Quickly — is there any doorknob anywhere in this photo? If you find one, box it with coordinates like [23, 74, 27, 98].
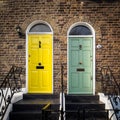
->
[38, 63, 41, 65]
[79, 62, 82, 64]
[79, 45, 82, 50]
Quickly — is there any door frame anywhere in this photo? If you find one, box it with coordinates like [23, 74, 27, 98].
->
[25, 20, 53, 93]
[67, 22, 95, 95]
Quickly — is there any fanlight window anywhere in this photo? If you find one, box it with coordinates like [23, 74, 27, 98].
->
[29, 23, 51, 32]
[69, 25, 92, 35]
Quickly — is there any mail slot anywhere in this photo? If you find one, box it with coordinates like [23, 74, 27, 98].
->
[36, 66, 44, 69]
[76, 68, 85, 72]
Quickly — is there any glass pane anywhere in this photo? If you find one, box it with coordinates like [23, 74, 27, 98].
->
[69, 25, 92, 35]
[29, 23, 51, 32]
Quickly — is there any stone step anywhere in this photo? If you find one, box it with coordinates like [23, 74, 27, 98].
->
[65, 94, 108, 120]
[23, 94, 59, 99]
[9, 94, 60, 120]
[66, 110, 108, 120]
[65, 102, 105, 110]
[9, 111, 42, 120]
[65, 95, 99, 103]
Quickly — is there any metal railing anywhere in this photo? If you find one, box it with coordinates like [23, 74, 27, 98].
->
[0, 65, 24, 120]
[100, 66, 120, 120]
[61, 64, 64, 120]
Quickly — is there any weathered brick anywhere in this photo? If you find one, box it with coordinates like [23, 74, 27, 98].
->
[0, 0, 120, 94]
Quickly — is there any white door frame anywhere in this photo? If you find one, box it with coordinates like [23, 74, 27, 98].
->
[25, 20, 53, 93]
[67, 22, 96, 95]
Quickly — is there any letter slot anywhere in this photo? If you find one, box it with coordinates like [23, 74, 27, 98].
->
[76, 68, 85, 72]
[36, 66, 44, 69]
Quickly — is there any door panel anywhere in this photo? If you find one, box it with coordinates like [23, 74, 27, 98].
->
[69, 37, 93, 94]
[28, 34, 52, 93]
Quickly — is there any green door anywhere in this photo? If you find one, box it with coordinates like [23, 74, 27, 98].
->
[69, 37, 93, 94]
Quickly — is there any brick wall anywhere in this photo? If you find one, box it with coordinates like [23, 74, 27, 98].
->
[0, 0, 120, 94]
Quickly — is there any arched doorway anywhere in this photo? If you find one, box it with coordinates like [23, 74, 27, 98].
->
[67, 22, 95, 94]
[26, 21, 53, 93]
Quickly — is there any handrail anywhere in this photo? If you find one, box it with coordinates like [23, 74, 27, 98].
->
[0, 65, 24, 120]
[61, 64, 64, 120]
[108, 96, 120, 120]
[100, 66, 120, 120]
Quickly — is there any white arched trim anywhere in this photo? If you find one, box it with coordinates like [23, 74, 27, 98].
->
[67, 22, 95, 95]
[67, 22, 95, 36]
[26, 20, 53, 33]
[25, 20, 53, 93]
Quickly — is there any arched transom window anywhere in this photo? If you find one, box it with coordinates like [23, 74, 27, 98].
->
[29, 23, 52, 32]
[69, 25, 92, 35]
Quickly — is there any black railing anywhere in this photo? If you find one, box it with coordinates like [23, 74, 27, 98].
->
[100, 66, 120, 120]
[61, 64, 64, 120]
[108, 96, 120, 120]
[0, 65, 24, 120]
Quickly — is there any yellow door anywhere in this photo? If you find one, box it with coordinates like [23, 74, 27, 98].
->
[28, 34, 52, 93]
